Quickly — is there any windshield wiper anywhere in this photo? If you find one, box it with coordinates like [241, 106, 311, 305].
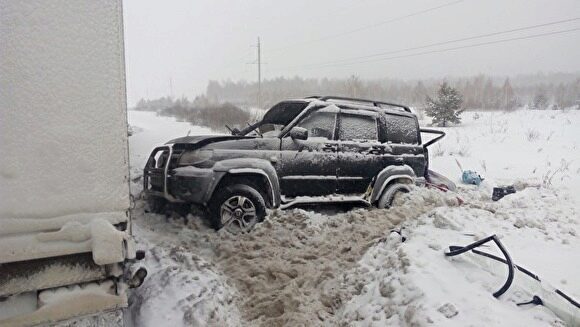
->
[248, 122, 263, 138]
[225, 124, 241, 135]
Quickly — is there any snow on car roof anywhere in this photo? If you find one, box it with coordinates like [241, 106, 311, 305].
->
[279, 98, 416, 118]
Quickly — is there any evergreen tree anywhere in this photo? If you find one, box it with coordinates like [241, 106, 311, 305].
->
[531, 93, 548, 110]
[425, 82, 464, 127]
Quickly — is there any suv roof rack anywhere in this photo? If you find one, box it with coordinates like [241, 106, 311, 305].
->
[306, 95, 411, 113]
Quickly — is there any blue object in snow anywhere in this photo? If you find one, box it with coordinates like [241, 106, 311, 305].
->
[462, 170, 483, 186]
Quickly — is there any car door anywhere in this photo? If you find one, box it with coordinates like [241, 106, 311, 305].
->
[336, 109, 386, 194]
[278, 106, 339, 197]
[383, 113, 426, 177]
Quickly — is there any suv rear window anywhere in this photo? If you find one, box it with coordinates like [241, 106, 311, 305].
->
[339, 113, 378, 141]
[385, 114, 418, 144]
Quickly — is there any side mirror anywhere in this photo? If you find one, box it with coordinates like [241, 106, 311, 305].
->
[289, 126, 308, 140]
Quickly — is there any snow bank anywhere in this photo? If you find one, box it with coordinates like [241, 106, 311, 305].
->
[129, 209, 241, 327]
[130, 256, 240, 327]
[425, 110, 580, 196]
[340, 186, 578, 326]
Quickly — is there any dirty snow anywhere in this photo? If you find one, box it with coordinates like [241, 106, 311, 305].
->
[128, 109, 580, 326]
[128, 208, 242, 327]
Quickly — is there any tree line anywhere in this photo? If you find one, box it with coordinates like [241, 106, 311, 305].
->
[134, 72, 579, 130]
[204, 72, 580, 110]
[135, 96, 253, 132]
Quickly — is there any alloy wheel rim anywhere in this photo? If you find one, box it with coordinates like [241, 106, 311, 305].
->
[220, 195, 257, 234]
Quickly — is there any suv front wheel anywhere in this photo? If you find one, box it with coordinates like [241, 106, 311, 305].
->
[209, 184, 266, 233]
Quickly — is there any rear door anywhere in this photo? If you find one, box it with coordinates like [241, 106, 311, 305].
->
[336, 109, 385, 194]
[278, 106, 339, 197]
[383, 113, 426, 177]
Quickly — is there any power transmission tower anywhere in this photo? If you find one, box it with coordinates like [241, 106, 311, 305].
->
[257, 37, 261, 109]
[248, 37, 264, 108]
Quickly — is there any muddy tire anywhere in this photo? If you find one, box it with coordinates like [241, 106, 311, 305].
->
[209, 184, 266, 233]
[377, 183, 411, 209]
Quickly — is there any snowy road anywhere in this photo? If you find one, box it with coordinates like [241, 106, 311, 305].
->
[127, 110, 580, 326]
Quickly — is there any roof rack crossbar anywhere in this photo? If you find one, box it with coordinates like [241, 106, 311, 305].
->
[306, 95, 411, 113]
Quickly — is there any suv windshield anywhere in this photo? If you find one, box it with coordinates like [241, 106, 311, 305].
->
[239, 101, 309, 136]
[243, 123, 284, 137]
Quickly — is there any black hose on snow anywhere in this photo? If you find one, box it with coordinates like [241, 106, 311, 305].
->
[445, 234, 580, 311]
[445, 234, 515, 298]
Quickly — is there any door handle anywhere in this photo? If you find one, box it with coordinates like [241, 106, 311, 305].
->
[369, 147, 385, 155]
[322, 143, 338, 152]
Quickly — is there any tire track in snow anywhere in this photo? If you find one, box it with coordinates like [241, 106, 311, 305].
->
[211, 189, 455, 326]
[130, 188, 456, 326]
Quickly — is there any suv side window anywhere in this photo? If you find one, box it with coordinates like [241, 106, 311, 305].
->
[339, 113, 378, 141]
[297, 110, 337, 139]
[385, 114, 419, 144]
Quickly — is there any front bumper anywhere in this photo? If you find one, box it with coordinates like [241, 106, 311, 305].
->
[144, 162, 224, 206]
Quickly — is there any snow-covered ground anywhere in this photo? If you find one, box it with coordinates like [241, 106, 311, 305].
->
[127, 109, 580, 326]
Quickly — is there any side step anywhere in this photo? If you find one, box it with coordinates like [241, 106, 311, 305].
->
[280, 194, 371, 210]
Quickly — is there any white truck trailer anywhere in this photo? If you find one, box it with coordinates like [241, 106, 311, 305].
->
[0, 1, 144, 325]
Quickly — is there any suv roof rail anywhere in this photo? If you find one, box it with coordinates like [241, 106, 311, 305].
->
[306, 95, 411, 113]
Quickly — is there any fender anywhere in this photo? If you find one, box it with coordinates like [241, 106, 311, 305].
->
[370, 165, 416, 203]
[208, 158, 281, 208]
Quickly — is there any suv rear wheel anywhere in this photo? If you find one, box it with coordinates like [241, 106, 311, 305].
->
[209, 184, 266, 233]
[377, 183, 411, 209]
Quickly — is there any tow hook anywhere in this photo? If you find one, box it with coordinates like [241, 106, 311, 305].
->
[128, 267, 148, 288]
[128, 250, 147, 288]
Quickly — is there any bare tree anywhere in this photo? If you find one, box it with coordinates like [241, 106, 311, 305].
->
[344, 75, 363, 97]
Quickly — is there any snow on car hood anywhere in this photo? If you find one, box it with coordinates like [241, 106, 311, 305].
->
[166, 135, 254, 149]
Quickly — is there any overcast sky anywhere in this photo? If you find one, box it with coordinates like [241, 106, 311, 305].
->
[123, 0, 580, 106]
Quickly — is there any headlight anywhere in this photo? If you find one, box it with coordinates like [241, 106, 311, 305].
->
[179, 149, 213, 166]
